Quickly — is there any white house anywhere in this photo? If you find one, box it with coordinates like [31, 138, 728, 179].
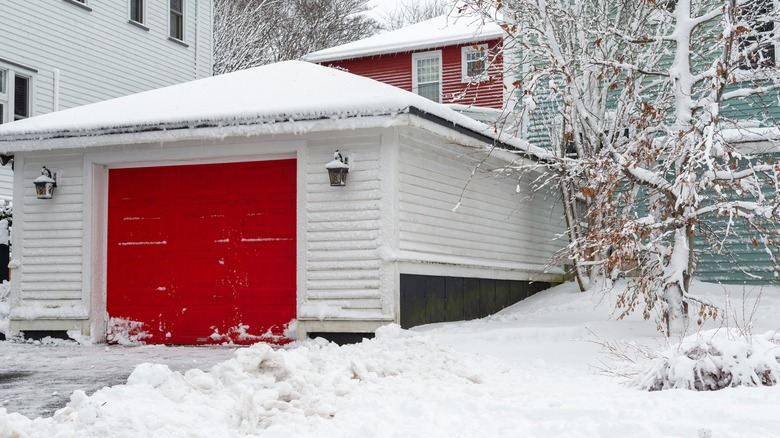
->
[0, 0, 213, 199]
[0, 61, 564, 344]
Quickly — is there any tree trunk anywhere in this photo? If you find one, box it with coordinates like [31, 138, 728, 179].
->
[664, 227, 692, 335]
[560, 179, 590, 291]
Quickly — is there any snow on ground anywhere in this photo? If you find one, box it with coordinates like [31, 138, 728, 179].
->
[0, 342, 236, 419]
[2, 280, 780, 437]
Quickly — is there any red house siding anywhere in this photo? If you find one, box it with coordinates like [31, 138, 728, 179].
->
[321, 40, 504, 109]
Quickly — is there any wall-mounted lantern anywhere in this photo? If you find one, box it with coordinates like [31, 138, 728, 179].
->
[326, 150, 350, 187]
[34, 166, 57, 200]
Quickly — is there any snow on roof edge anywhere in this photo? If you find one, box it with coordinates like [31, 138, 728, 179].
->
[304, 13, 504, 63]
[0, 113, 408, 154]
[0, 107, 547, 164]
[0, 109, 408, 145]
[304, 34, 502, 63]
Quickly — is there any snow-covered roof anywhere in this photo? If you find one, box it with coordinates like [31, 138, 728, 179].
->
[304, 14, 504, 63]
[0, 61, 541, 159]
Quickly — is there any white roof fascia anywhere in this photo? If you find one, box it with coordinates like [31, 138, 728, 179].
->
[0, 110, 546, 167]
[0, 113, 411, 153]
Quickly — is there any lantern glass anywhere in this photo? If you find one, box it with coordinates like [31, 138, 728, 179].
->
[328, 167, 348, 186]
[35, 181, 55, 199]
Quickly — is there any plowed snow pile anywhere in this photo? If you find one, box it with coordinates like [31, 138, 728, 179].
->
[2, 281, 780, 437]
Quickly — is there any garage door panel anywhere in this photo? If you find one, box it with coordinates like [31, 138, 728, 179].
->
[178, 213, 231, 247]
[242, 216, 296, 239]
[110, 215, 171, 243]
[107, 159, 296, 345]
[110, 167, 178, 204]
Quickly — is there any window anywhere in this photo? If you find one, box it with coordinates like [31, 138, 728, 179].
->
[462, 45, 488, 81]
[738, 0, 776, 69]
[14, 75, 29, 121]
[412, 51, 441, 103]
[0, 69, 6, 125]
[130, 0, 145, 24]
[170, 0, 184, 41]
[62, 0, 91, 12]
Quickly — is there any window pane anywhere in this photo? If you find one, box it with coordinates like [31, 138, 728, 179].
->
[170, 12, 182, 39]
[0, 70, 6, 94]
[131, 0, 144, 23]
[14, 76, 28, 120]
[418, 82, 440, 103]
[739, 0, 776, 69]
[0, 103, 4, 125]
[417, 57, 439, 83]
[466, 50, 485, 77]
[170, 0, 182, 13]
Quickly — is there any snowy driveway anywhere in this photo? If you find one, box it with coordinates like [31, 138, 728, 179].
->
[0, 341, 236, 418]
[2, 281, 780, 437]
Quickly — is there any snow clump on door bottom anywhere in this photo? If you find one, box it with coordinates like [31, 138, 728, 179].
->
[631, 328, 780, 391]
[0, 324, 502, 437]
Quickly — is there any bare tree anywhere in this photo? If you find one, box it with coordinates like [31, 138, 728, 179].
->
[378, 0, 451, 30]
[461, 0, 780, 335]
[214, 0, 382, 75]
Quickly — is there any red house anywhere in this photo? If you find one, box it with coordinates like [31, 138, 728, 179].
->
[305, 14, 506, 110]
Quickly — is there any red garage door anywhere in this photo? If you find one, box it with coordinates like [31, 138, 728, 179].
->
[107, 160, 296, 345]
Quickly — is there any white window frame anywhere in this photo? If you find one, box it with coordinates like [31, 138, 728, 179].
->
[461, 44, 489, 83]
[0, 65, 35, 124]
[169, 0, 185, 42]
[0, 69, 8, 125]
[412, 50, 442, 103]
[62, 0, 92, 12]
[129, 0, 146, 25]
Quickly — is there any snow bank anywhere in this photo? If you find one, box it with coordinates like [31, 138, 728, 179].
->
[0, 280, 9, 338]
[632, 329, 780, 391]
[2, 281, 780, 437]
[0, 326, 516, 437]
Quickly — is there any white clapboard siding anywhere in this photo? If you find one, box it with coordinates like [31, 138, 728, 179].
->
[304, 133, 386, 315]
[1, 0, 211, 116]
[397, 127, 566, 275]
[0, 167, 13, 200]
[17, 154, 85, 304]
[0, 1, 212, 200]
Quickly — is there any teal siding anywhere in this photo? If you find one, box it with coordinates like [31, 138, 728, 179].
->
[513, 39, 780, 284]
[694, 152, 780, 284]
[721, 86, 780, 126]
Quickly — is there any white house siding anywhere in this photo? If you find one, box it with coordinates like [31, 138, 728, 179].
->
[300, 130, 395, 335]
[0, 167, 13, 201]
[0, 1, 212, 200]
[1, 0, 212, 116]
[9, 152, 87, 334]
[397, 126, 566, 281]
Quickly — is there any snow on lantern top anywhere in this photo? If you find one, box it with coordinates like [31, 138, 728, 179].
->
[33, 166, 57, 200]
[326, 150, 350, 186]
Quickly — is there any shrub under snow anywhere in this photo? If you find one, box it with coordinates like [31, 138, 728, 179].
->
[632, 329, 780, 391]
